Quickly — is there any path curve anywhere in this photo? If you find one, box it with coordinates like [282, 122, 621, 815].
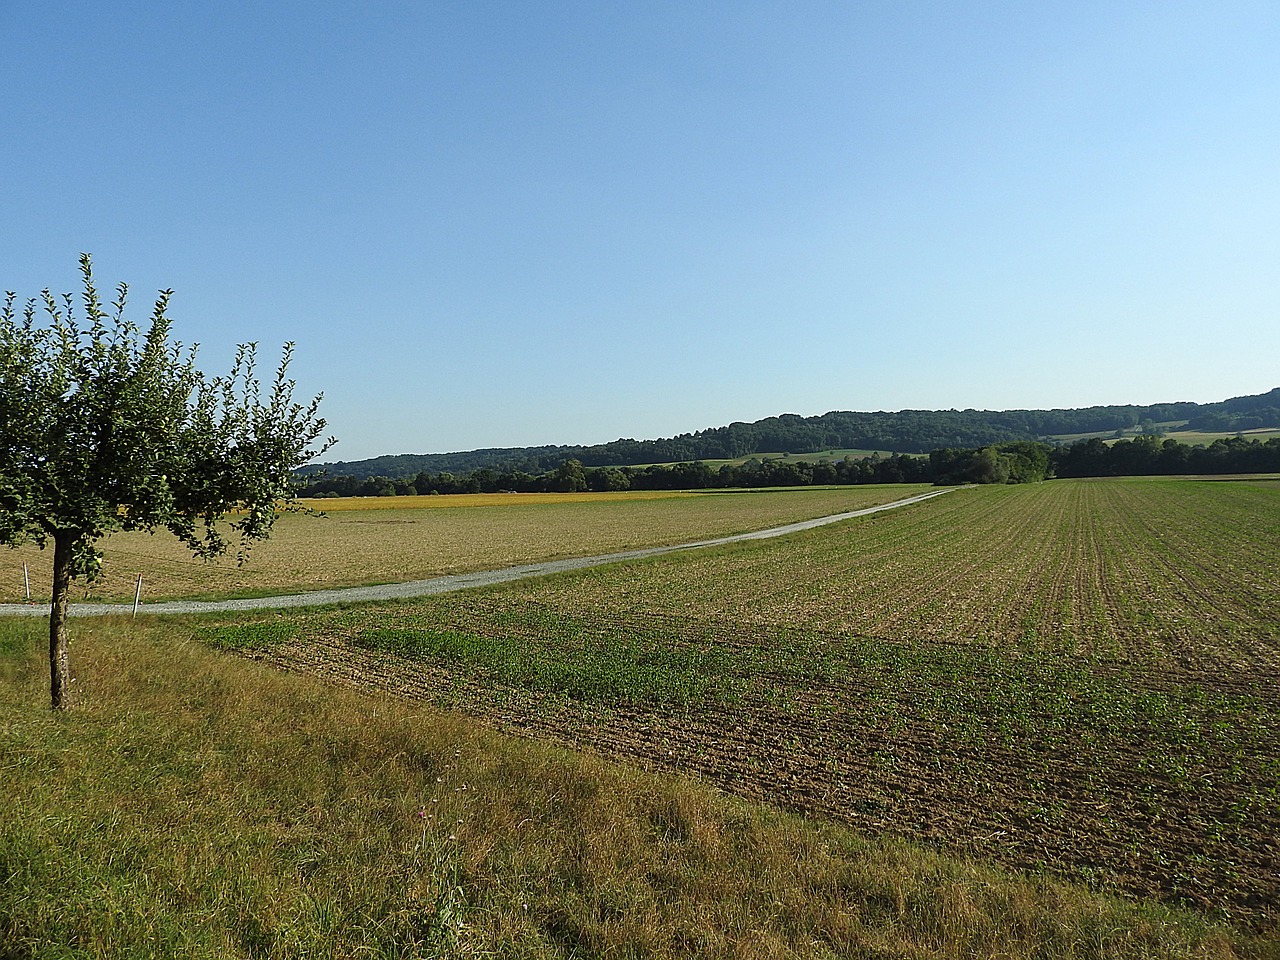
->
[1, 487, 963, 618]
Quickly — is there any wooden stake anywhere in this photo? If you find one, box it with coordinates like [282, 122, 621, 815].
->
[133, 575, 143, 617]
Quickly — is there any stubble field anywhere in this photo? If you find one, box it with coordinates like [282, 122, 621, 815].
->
[3, 485, 928, 603]
[225, 478, 1280, 931]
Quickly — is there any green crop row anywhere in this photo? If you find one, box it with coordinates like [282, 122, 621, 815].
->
[353, 623, 741, 708]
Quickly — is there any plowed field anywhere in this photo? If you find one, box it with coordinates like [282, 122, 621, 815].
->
[220, 478, 1280, 930]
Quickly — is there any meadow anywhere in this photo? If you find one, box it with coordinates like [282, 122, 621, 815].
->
[3, 478, 1278, 957]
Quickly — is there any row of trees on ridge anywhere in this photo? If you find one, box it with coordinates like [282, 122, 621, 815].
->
[304, 388, 1280, 480]
[297, 435, 1280, 497]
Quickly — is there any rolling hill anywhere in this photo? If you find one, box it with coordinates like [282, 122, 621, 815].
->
[301, 387, 1280, 480]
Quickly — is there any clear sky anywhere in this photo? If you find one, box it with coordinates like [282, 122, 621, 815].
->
[3, 2, 1277, 462]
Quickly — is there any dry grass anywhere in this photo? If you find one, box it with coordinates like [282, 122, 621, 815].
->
[306, 490, 697, 509]
[2, 485, 927, 603]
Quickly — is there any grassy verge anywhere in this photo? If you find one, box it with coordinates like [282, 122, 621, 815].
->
[2, 618, 1269, 959]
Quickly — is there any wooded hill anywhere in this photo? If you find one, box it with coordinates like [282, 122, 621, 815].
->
[302, 387, 1280, 480]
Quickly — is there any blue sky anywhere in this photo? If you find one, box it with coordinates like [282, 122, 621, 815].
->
[3, 2, 1278, 461]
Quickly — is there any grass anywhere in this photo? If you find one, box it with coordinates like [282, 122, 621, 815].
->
[201, 620, 300, 650]
[304, 490, 703, 509]
[221, 478, 1280, 931]
[2, 485, 928, 605]
[6, 476, 1279, 954]
[1, 617, 1263, 959]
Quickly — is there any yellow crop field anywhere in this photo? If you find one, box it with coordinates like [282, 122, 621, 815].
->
[2, 485, 928, 603]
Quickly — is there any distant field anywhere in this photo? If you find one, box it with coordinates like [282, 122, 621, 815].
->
[1046, 419, 1189, 442]
[1048, 422, 1280, 445]
[309, 490, 695, 509]
[248, 478, 1280, 929]
[1165, 426, 1280, 445]
[2, 485, 928, 603]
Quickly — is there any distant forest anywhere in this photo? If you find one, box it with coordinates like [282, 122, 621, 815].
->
[300, 387, 1280, 482]
[297, 436, 1280, 498]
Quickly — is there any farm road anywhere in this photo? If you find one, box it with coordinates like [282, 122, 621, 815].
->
[1, 487, 962, 618]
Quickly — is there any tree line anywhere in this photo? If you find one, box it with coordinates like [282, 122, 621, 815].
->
[296, 435, 1280, 498]
[301, 388, 1280, 481]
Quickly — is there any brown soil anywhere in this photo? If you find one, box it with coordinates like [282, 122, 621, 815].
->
[243, 634, 1280, 933]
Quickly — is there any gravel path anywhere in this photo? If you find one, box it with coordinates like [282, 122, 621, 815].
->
[1, 487, 962, 618]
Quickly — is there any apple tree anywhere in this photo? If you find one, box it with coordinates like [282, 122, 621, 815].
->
[1, 255, 333, 709]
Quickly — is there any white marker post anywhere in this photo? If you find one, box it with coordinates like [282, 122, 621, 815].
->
[133, 575, 143, 617]
[23, 563, 31, 602]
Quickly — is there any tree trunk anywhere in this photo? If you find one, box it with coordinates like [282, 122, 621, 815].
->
[49, 533, 73, 710]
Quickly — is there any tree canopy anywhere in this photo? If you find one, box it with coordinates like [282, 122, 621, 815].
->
[1, 255, 332, 708]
